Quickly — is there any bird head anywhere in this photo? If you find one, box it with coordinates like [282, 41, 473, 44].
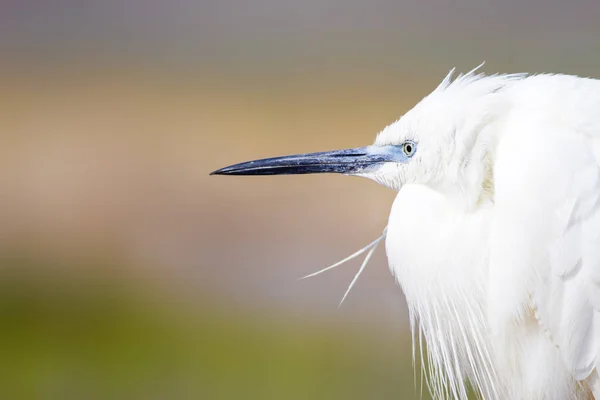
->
[211, 68, 522, 207]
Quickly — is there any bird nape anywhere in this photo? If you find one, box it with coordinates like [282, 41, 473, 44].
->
[211, 66, 600, 400]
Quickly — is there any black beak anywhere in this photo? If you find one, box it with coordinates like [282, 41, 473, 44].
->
[210, 146, 407, 176]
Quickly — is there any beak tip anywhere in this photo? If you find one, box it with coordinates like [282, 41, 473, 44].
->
[210, 168, 228, 176]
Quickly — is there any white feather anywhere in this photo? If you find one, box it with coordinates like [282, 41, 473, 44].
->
[300, 227, 387, 305]
[374, 70, 600, 399]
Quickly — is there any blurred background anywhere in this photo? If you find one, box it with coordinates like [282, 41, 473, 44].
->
[1, 1, 600, 398]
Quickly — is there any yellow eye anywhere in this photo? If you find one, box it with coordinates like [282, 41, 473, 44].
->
[402, 141, 416, 157]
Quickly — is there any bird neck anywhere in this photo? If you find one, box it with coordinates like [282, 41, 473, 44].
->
[439, 98, 508, 211]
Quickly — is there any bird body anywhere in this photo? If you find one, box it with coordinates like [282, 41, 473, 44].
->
[384, 73, 600, 399]
[212, 69, 600, 399]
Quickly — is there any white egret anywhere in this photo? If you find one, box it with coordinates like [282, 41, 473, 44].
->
[211, 66, 600, 399]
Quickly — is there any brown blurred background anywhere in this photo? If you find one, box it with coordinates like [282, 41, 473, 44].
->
[1, 1, 600, 399]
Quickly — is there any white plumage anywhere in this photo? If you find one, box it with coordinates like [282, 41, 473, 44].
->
[379, 69, 600, 399]
[212, 67, 600, 399]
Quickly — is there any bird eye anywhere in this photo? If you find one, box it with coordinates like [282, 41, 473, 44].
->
[402, 141, 416, 157]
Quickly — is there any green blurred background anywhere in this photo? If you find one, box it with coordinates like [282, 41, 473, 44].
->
[1, 1, 600, 399]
